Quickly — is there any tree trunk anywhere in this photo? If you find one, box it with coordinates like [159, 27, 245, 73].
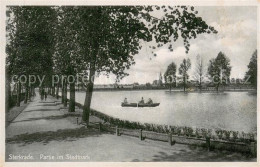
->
[69, 82, 75, 112]
[24, 84, 28, 104]
[30, 87, 33, 99]
[16, 81, 21, 107]
[32, 86, 34, 96]
[28, 86, 32, 101]
[29, 87, 32, 98]
[82, 64, 95, 124]
[199, 76, 202, 91]
[56, 83, 59, 99]
[216, 83, 220, 92]
[6, 77, 11, 111]
[183, 76, 186, 92]
[52, 86, 55, 96]
[64, 80, 67, 107]
[61, 79, 64, 103]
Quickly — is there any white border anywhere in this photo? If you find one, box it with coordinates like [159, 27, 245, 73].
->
[0, 0, 259, 167]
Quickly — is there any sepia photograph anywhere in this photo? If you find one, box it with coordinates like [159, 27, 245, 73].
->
[3, 0, 258, 165]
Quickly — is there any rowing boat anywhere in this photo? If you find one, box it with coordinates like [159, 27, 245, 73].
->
[121, 102, 160, 107]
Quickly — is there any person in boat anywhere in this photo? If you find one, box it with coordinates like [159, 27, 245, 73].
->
[147, 98, 153, 104]
[123, 98, 128, 104]
[139, 97, 144, 104]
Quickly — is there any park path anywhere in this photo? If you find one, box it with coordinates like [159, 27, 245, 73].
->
[6, 94, 78, 137]
[5, 92, 255, 162]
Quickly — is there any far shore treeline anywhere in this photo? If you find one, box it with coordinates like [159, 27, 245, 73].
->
[5, 6, 255, 125]
[164, 50, 257, 92]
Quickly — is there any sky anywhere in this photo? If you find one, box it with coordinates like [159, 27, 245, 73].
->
[94, 6, 257, 85]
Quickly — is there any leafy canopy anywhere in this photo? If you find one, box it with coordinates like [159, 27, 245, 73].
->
[6, 6, 217, 85]
[245, 50, 257, 87]
[164, 62, 177, 83]
[179, 58, 191, 78]
[54, 6, 217, 81]
[6, 7, 57, 86]
[208, 52, 232, 85]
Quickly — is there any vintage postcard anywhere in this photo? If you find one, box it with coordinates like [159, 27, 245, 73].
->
[1, 0, 259, 166]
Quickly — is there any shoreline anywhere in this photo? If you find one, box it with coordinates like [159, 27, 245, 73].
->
[74, 88, 256, 93]
[71, 101, 257, 140]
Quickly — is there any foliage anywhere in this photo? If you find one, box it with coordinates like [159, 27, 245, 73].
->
[53, 7, 87, 76]
[207, 52, 232, 91]
[164, 62, 177, 89]
[6, 7, 57, 87]
[55, 6, 217, 80]
[245, 50, 257, 88]
[90, 108, 256, 143]
[179, 58, 191, 91]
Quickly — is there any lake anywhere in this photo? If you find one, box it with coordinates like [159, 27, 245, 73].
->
[71, 90, 257, 133]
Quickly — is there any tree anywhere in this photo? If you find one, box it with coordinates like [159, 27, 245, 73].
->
[245, 50, 257, 88]
[208, 52, 232, 91]
[53, 7, 86, 112]
[6, 7, 56, 105]
[179, 58, 191, 91]
[146, 82, 151, 88]
[59, 6, 217, 124]
[164, 62, 177, 91]
[194, 54, 204, 91]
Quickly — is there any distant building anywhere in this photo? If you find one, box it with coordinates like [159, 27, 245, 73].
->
[133, 84, 146, 89]
[133, 82, 139, 86]
[121, 84, 134, 89]
[93, 84, 115, 89]
[152, 80, 159, 85]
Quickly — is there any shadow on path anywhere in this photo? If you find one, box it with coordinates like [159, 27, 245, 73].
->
[151, 146, 253, 162]
[33, 104, 58, 107]
[6, 127, 102, 146]
[12, 114, 82, 123]
[38, 101, 55, 103]
[23, 109, 59, 113]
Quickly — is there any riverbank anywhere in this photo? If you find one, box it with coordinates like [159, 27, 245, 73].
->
[75, 88, 256, 93]
[165, 89, 256, 93]
[6, 93, 256, 161]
